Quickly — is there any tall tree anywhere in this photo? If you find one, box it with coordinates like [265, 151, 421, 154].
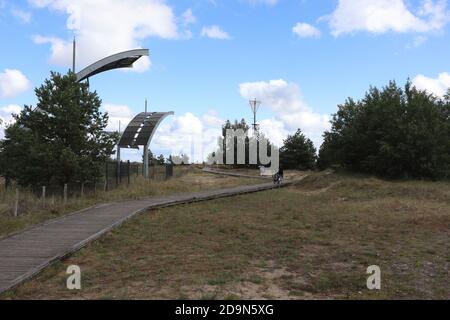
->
[157, 154, 166, 165]
[0, 72, 118, 186]
[280, 129, 317, 170]
[209, 119, 274, 167]
[222, 119, 250, 166]
[318, 80, 450, 179]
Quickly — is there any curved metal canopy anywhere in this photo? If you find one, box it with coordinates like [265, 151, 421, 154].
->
[76, 49, 149, 82]
[118, 112, 174, 149]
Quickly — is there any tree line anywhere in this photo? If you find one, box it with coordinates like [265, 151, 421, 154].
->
[216, 80, 449, 180]
[1, 73, 448, 187]
[318, 80, 449, 179]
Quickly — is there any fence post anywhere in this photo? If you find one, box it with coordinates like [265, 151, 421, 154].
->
[64, 184, 68, 206]
[14, 188, 19, 217]
[169, 164, 173, 179]
[117, 147, 121, 186]
[42, 186, 46, 209]
[104, 162, 109, 192]
[127, 161, 131, 185]
[116, 161, 120, 187]
[120, 161, 123, 185]
[81, 182, 84, 198]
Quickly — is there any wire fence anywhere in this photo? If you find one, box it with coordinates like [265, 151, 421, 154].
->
[104, 160, 174, 191]
[0, 161, 178, 217]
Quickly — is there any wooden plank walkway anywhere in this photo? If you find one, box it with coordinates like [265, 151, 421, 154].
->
[0, 180, 294, 295]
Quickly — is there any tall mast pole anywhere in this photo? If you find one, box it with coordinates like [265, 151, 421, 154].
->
[254, 106, 256, 131]
[249, 98, 261, 137]
[72, 36, 76, 73]
[143, 99, 149, 178]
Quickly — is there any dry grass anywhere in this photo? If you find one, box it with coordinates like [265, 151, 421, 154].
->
[207, 166, 313, 181]
[3, 171, 450, 300]
[207, 166, 263, 177]
[0, 167, 261, 238]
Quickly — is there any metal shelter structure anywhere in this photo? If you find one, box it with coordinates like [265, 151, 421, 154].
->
[70, 46, 164, 178]
[118, 112, 174, 178]
[75, 49, 149, 83]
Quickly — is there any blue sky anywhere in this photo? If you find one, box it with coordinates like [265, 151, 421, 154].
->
[1, 0, 450, 162]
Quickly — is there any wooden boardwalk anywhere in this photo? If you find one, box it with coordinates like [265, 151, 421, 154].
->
[0, 180, 293, 295]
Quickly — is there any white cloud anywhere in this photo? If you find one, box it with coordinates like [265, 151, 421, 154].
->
[30, 0, 180, 72]
[102, 103, 135, 132]
[178, 8, 196, 40]
[239, 79, 330, 148]
[240, 79, 308, 114]
[33, 35, 70, 62]
[99, 103, 137, 160]
[0, 104, 22, 139]
[152, 112, 223, 163]
[11, 9, 32, 23]
[0, 69, 31, 98]
[0, 105, 22, 114]
[413, 72, 450, 97]
[201, 25, 231, 40]
[325, 0, 450, 36]
[292, 22, 321, 38]
[182, 8, 196, 25]
[103, 105, 224, 163]
[259, 118, 289, 147]
[202, 109, 224, 127]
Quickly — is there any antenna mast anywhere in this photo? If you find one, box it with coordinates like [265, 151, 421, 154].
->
[249, 98, 261, 136]
[72, 37, 76, 73]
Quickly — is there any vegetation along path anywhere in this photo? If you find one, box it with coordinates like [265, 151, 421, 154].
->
[0, 177, 304, 294]
[202, 167, 272, 179]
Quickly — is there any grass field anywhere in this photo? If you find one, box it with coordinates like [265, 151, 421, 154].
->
[2, 171, 449, 299]
[0, 167, 261, 238]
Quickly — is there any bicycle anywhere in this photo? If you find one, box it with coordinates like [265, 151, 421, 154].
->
[273, 173, 283, 185]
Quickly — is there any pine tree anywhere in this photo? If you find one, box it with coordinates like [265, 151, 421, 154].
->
[0, 72, 118, 186]
[157, 154, 166, 165]
[280, 129, 317, 170]
[317, 80, 450, 179]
